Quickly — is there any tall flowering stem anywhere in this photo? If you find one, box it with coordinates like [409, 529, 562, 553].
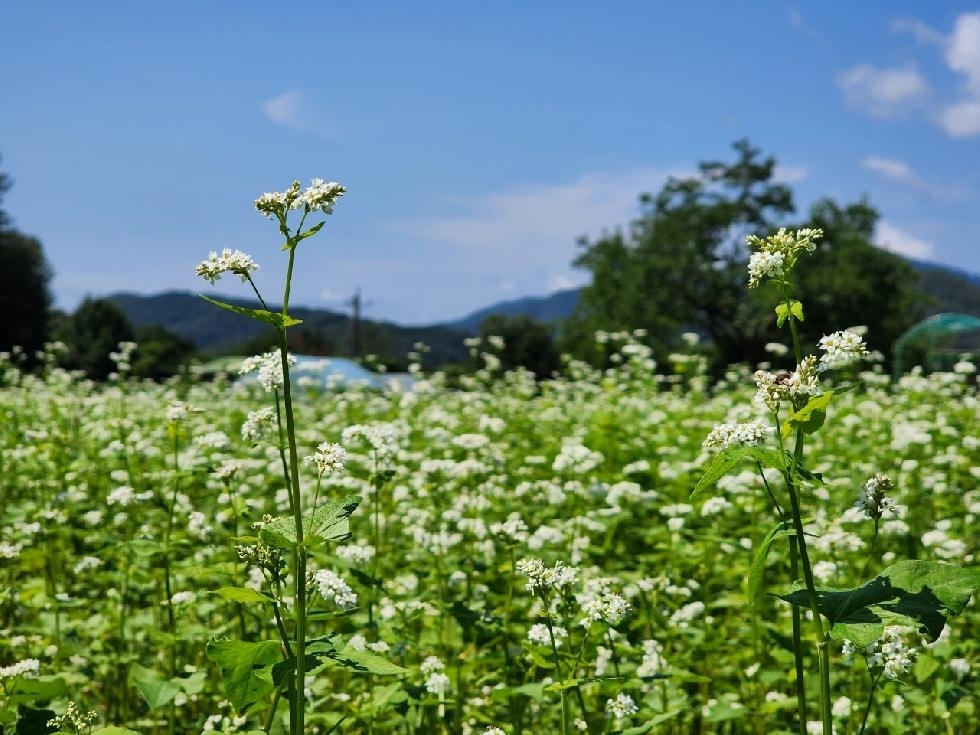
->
[197, 178, 348, 735]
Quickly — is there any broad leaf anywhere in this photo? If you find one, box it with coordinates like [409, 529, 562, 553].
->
[693, 447, 785, 498]
[199, 295, 302, 329]
[215, 587, 275, 605]
[259, 496, 361, 549]
[782, 391, 834, 438]
[206, 638, 283, 712]
[130, 664, 181, 709]
[747, 520, 796, 607]
[775, 560, 980, 645]
[774, 300, 804, 327]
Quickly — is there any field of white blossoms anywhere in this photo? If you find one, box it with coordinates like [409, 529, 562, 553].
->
[0, 335, 976, 735]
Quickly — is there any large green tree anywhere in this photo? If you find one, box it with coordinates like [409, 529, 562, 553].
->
[566, 140, 793, 367]
[62, 297, 136, 380]
[0, 157, 54, 359]
[566, 140, 920, 369]
[479, 314, 561, 379]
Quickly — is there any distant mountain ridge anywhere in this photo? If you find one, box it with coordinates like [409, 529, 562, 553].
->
[108, 258, 979, 360]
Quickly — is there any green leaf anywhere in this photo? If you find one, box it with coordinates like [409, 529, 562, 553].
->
[7, 676, 67, 701]
[130, 664, 181, 709]
[775, 560, 980, 645]
[747, 520, 796, 607]
[693, 447, 785, 498]
[259, 496, 361, 549]
[774, 300, 804, 327]
[782, 391, 834, 438]
[205, 638, 283, 712]
[295, 220, 326, 243]
[329, 645, 407, 676]
[215, 587, 275, 605]
[92, 728, 144, 735]
[305, 495, 361, 543]
[199, 295, 302, 329]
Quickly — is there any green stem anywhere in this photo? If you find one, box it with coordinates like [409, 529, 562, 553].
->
[857, 671, 880, 735]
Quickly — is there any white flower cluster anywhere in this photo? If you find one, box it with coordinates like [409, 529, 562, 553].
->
[753, 355, 821, 411]
[702, 418, 772, 450]
[637, 639, 668, 677]
[195, 248, 260, 286]
[605, 692, 639, 719]
[483, 728, 507, 735]
[241, 406, 276, 442]
[516, 558, 578, 595]
[342, 422, 402, 461]
[579, 591, 630, 627]
[843, 626, 915, 679]
[0, 658, 40, 679]
[304, 441, 348, 476]
[818, 330, 869, 371]
[855, 473, 898, 520]
[420, 656, 451, 695]
[49, 702, 99, 733]
[239, 351, 295, 392]
[527, 622, 567, 647]
[254, 178, 346, 219]
[746, 227, 823, 288]
[312, 569, 357, 611]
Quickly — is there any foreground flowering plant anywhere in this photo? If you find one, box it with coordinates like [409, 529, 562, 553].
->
[195, 179, 404, 735]
[697, 227, 980, 735]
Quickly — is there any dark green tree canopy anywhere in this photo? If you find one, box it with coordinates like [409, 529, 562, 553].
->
[479, 314, 560, 379]
[0, 157, 53, 360]
[62, 297, 136, 380]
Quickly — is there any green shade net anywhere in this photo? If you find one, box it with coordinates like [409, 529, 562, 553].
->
[893, 312, 980, 378]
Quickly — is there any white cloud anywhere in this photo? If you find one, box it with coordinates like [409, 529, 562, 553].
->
[939, 100, 980, 138]
[875, 221, 934, 259]
[838, 65, 930, 117]
[262, 90, 332, 136]
[946, 12, 980, 94]
[891, 17, 945, 46]
[388, 168, 683, 301]
[773, 164, 808, 184]
[862, 156, 921, 186]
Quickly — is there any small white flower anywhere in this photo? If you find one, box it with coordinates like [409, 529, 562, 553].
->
[195, 248, 260, 285]
[605, 693, 638, 719]
[304, 442, 348, 476]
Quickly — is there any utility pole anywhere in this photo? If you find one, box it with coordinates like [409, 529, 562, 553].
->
[348, 288, 368, 358]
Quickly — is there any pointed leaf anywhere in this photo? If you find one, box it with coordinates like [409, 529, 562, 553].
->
[782, 391, 834, 438]
[130, 664, 181, 709]
[199, 295, 302, 329]
[747, 520, 796, 607]
[306, 495, 361, 544]
[775, 561, 980, 645]
[215, 587, 276, 605]
[296, 221, 326, 242]
[693, 447, 785, 498]
[205, 638, 283, 712]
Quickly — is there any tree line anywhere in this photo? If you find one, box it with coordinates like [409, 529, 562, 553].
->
[0, 142, 936, 381]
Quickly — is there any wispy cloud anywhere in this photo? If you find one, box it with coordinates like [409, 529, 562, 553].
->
[388, 167, 685, 297]
[891, 17, 945, 46]
[875, 221, 934, 259]
[773, 164, 808, 184]
[262, 90, 333, 137]
[838, 65, 930, 118]
[862, 156, 922, 186]
[846, 12, 980, 139]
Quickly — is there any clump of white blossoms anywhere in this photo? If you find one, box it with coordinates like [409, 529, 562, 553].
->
[527, 622, 568, 647]
[195, 248, 260, 285]
[420, 655, 451, 695]
[239, 350, 296, 392]
[311, 569, 357, 611]
[579, 591, 630, 627]
[702, 418, 772, 450]
[842, 626, 916, 679]
[855, 473, 898, 520]
[746, 227, 823, 288]
[0, 658, 40, 679]
[818, 330, 870, 371]
[254, 178, 346, 219]
[304, 442, 348, 476]
[516, 558, 578, 595]
[605, 692, 639, 719]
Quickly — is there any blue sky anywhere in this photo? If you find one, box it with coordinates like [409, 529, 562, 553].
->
[2, 2, 979, 324]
